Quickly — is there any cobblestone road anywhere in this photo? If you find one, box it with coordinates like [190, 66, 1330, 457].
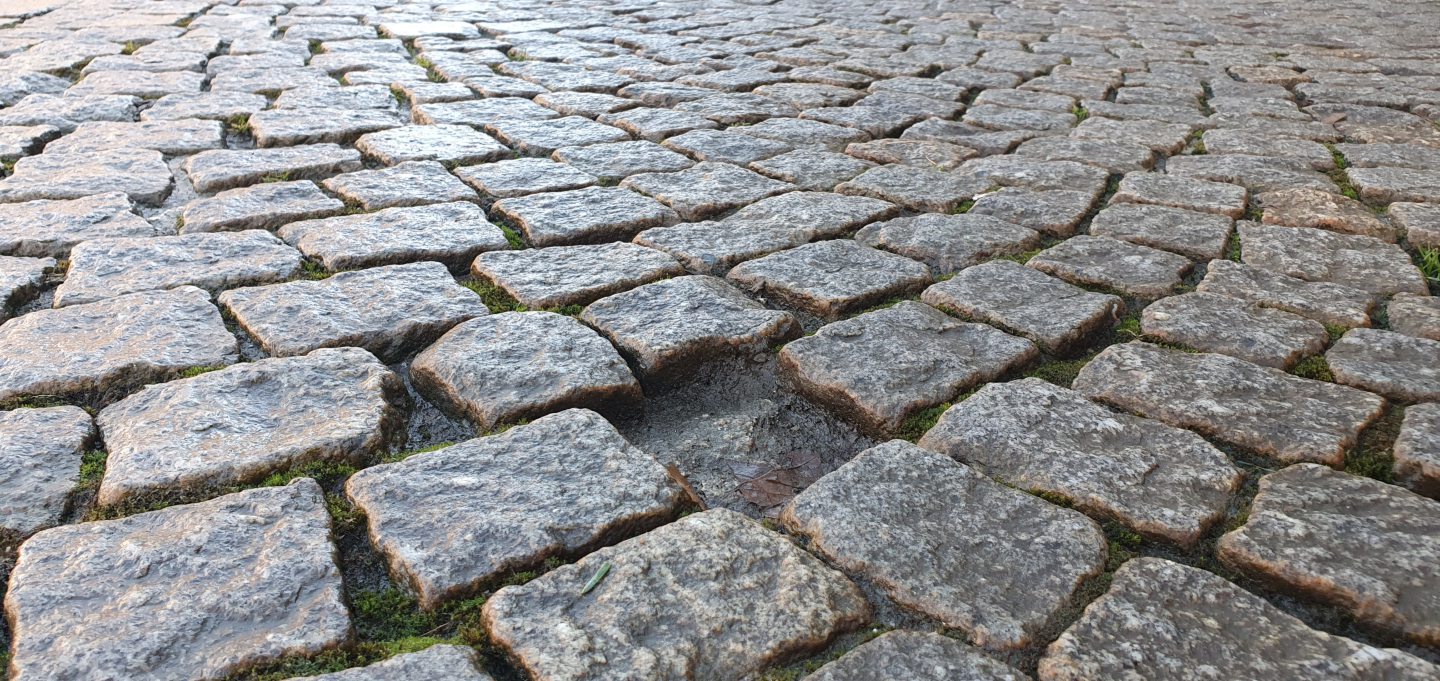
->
[1, 0, 1439, 679]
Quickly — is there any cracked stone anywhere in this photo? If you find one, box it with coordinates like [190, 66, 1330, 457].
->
[473, 242, 683, 309]
[491, 186, 678, 247]
[968, 187, 1095, 237]
[0, 406, 93, 536]
[0, 124, 59, 161]
[279, 202, 509, 272]
[1167, 154, 1340, 194]
[1326, 328, 1440, 402]
[181, 180, 344, 234]
[855, 213, 1042, 275]
[1142, 292, 1329, 369]
[596, 107, 718, 142]
[0, 255, 51, 321]
[921, 261, 1122, 355]
[843, 138, 976, 169]
[1201, 129, 1335, 171]
[1239, 222, 1427, 295]
[726, 240, 932, 320]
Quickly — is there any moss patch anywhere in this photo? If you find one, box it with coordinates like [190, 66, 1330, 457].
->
[1289, 355, 1333, 382]
[1346, 405, 1405, 483]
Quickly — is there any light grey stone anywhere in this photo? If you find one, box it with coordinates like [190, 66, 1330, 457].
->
[1395, 403, 1440, 498]
[922, 261, 1122, 355]
[835, 164, 990, 213]
[968, 187, 1096, 237]
[1390, 202, 1440, 250]
[0, 94, 138, 134]
[279, 202, 509, 272]
[1167, 154, 1340, 194]
[1326, 328, 1440, 402]
[0, 192, 162, 258]
[0, 254, 51, 321]
[621, 162, 794, 221]
[1028, 235, 1192, 300]
[0, 406, 93, 536]
[249, 108, 400, 147]
[140, 91, 267, 122]
[957, 156, 1109, 197]
[43, 119, 223, 156]
[492, 186, 679, 247]
[183, 144, 364, 194]
[1239, 222, 1428, 296]
[1142, 292, 1329, 369]
[0, 124, 59, 161]
[749, 148, 874, 191]
[1110, 171, 1248, 219]
[453, 158, 597, 199]
[1388, 293, 1440, 342]
[727, 240, 932, 320]
[55, 230, 302, 307]
[67, 70, 205, 98]
[0, 148, 173, 205]
[855, 213, 1041, 275]
[804, 631, 1026, 681]
[486, 115, 631, 157]
[1197, 259, 1376, 329]
[1014, 137, 1156, 174]
[1089, 203, 1233, 261]
[553, 141, 695, 182]
[355, 124, 510, 166]
[1349, 166, 1440, 204]
[322, 160, 478, 210]
[473, 242, 683, 309]
[181, 180, 344, 233]
[289, 645, 491, 681]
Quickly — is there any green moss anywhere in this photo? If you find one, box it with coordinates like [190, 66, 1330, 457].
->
[299, 260, 331, 280]
[1071, 105, 1089, 122]
[1323, 324, 1348, 344]
[896, 402, 951, 442]
[995, 247, 1043, 264]
[1224, 233, 1243, 262]
[1023, 356, 1091, 388]
[0, 394, 67, 410]
[497, 223, 526, 250]
[952, 198, 975, 214]
[259, 171, 291, 183]
[1030, 488, 1074, 508]
[308, 39, 323, 55]
[462, 278, 523, 312]
[179, 364, 227, 379]
[259, 460, 357, 488]
[383, 441, 455, 463]
[1326, 167, 1360, 201]
[225, 113, 251, 136]
[78, 450, 107, 490]
[755, 627, 890, 680]
[1417, 247, 1440, 284]
[1290, 355, 1333, 382]
[1114, 315, 1142, 342]
[122, 41, 139, 55]
[1346, 406, 1404, 483]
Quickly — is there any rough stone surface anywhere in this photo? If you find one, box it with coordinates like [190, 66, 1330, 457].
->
[1326, 328, 1440, 402]
[355, 124, 509, 166]
[1240, 222, 1427, 296]
[804, 631, 1026, 681]
[289, 645, 492, 681]
[0, 148, 173, 205]
[1110, 171, 1248, 219]
[0, 406, 94, 536]
[474, 242, 683, 308]
[835, 164, 990, 212]
[1388, 293, 1440, 342]
[56, 231, 302, 307]
[780, 301, 1037, 433]
[279, 202, 509, 272]
[1258, 188, 1398, 242]
[481, 508, 869, 681]
[219, 262, 487, 362]
[492, 187, 679, 247]
[854, 213, 1042, 275]
[1395, 403, 1440, 498]
[621, 161, 794, 220]
[1219, 464, 1440, 645]
[1088, 203, 1233, 261]
[0, 193, 161, 258]
[921, 379, 1242, 546]
[181, 181, 344, 234]
[1028, 235, 1193, 301]
[1141, 292, 1329, 369]
[322, 160, 479, 210]
[5, 480, 350, 681]
[922, 261, 1122, 355]
[1197, 259, 1376, 329]
[1073, 342, 1385, 466]
[454, 158, 597, 199]
[727, 240, 932, 320]
[347, 409, 679, 608]
[782, 440, 1107, 649]
[95, 348, 405, 506]
[183, 145, 363, 194]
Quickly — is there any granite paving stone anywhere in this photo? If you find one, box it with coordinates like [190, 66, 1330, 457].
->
[1389, 202, 1440, 249]
[1088, 203, 1234, 261]
[727, 240, 932, 320]
[553, 140, 694, 182]
[0, 406, 94, 536]
[491, 186, 679, 247]
[803, 631, 1026, 681]
[288, 646, 492, 681]
[454, 159, 597, 199]
[1109, 171, 1248, 218]
[43, 119, 223, 156]
[279, 202, 509, 272]
[1395, 403, 1440, 498]
[1028, 235, 1193, 300]
[749, 148, 875, 191]
[1141, 292, 1329, 369]
[322, 161, 479, 210]
[922, 261, 1122, 355]
[843, 138, 976, 169]
[0, 193, 162, 258]
[1326, 328, 1440, 402]
[184, 145, 364, 194]
[968, 187, 1096, 237]
[181, 180, 344, 234]
[1257, 187, 1399, 241]
[0, 148, 173, 205]
[474, 242, 682, 309]
[354, 124, 510, 166]
[621, 161, 794, 220]
[855, 213, 1042, 275]
[56, 230, 302, 307]
[249, 108, 400, 147]
[1197, 259, 1377, 329]
[1388, 293, 1440, 342]
[835, 164, 991, 213]
[486, 116, 631, 157]
[1238, 222, 1428, 295]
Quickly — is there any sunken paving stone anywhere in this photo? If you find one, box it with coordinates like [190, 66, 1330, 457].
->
[1109, 171, 1248, 219]
[779, 301, 1037, 433]
[219, 262, 487, 362]
[481, 508, 869, 680]
[749, 148, 875, 191]
[279, 202, 509, 272]
[181, 180, 344, 234]
[921, 379, 1242, 547]
[4, 480, 350, 681]
[413, 314, 641, 430]
[486, 116, 631, 156]
[0, 287, 237, 405]
[95, 347, 405, 507]
[620, 162, 794, 221]
[354, 124, 510, 166]
[552, 140, 694, 182]
[1396, 403, 1440, 498]
[803, 631, 1027, 681]
[1072, 342, 1385, 466]
[183, 145, 364, 194]
[1257, 187, 1398, 242]
[835, 164, 991, 213]
[0, 406, 94, 536]
[1197, 259, 1377, 329]
[455, 159, 597, 199]
[1349, 167, 1440, 204]
[1326, 328, 1440, 402]
[1218, 464, 1440, 646]
[581, 275, 801, 378]
[492, 186, 679, 247]
[348, 409, 677, 607]
[322, 160, 479, 211]
[782, 440, 1107, 649]
[474, 243, 683, 309]
[0, 148, 173, 206]
[922, 261, 1122, 355]
[0, 255, 50, 320]
[249, 108, 401, 147]
[1389, 293, 1440, 342]
[726, 240, 932, 320]
[1141, 292, 1330, 369]
[968, 187, 1095, 237]
[855, 213, 1043, 275]
[55, 231, 301, 308]
[1238, 222, 1428, 296]
[291, 645, 492, 681]
[1028, 235, 1192, 300]
[1038, 557, 1440, 681]
[1088, 204, 1234, 261]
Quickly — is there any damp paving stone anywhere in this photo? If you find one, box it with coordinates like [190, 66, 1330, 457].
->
[1389, 293, 1440, 342]
[354, 124, 510, 166]
[454, 159, 597, 199]
[1349, 167, 1440, 204]
[1028, 235, 1192, 300]
[1396, 403, 1440, 498]
[854, 213, 1042, 275]
[290, 645, 492, 681]
[835, 164, 991, 213]
[802, 631, 1027, 681]
[552, 141, 693, 182]
[1218, 463, 1440, 646]
[967, 187, 1095, 237]
[1013, 137, 1156, 174]
[843, 138, 977, 170]
[1326, 328, 1440, 402]
[726, 240, 932, 320]
[1088, 203, 1235, 261]
[0, 148, 173, 206]
[181, 180, 344, 234]
[183, 145, 364, 194]
[779, 301, 1037, 433]
[43, 119, 223, 156]
[340, 404, 662, 610]
[485, 116, 631, 157]
[1141, 292, 1329, 369]
[0, 406, 93, 536]
[921, 261, 1122, 355]
[1038, 557, 1440, 681]
[279, 202, 509, 272]
[1197, 259, 1377, 329]
[921, 378, 1241, 547]
[749, 148, 875, 191]
[596, 107, 719, 142]
[580, 275, 800, 378]
[0, 193, 162, 258]
[249, 108, 400, 147]
[736, 117, 872, 151]
[95, 347, 405, 507]
[1238, 222, 1428, 296]
[412, 98, 559, 126]
[218, 261, 487, 362]
[620, 162, 794, 221]
[491, 186, 679, 247]
[1389, 202, 1440, 250]
[412, 315, 641, 430]
[4, 480, 350, 681]
[0, 286, 237, 405]
[1256, 187, 1397, 242]
[781, 440, 1106, 649]
[1109, 171, 1248, 219]
[1072, 342, 1385, 466]
[55, 231, 302, 308]
[957, 156, 1109, 196]
[322, 160, 479, 210]
[474, 242, 683, 309]
[661, 129, 792, 165]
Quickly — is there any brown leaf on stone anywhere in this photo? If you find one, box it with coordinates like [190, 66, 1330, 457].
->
[730, 451, 825, 514]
